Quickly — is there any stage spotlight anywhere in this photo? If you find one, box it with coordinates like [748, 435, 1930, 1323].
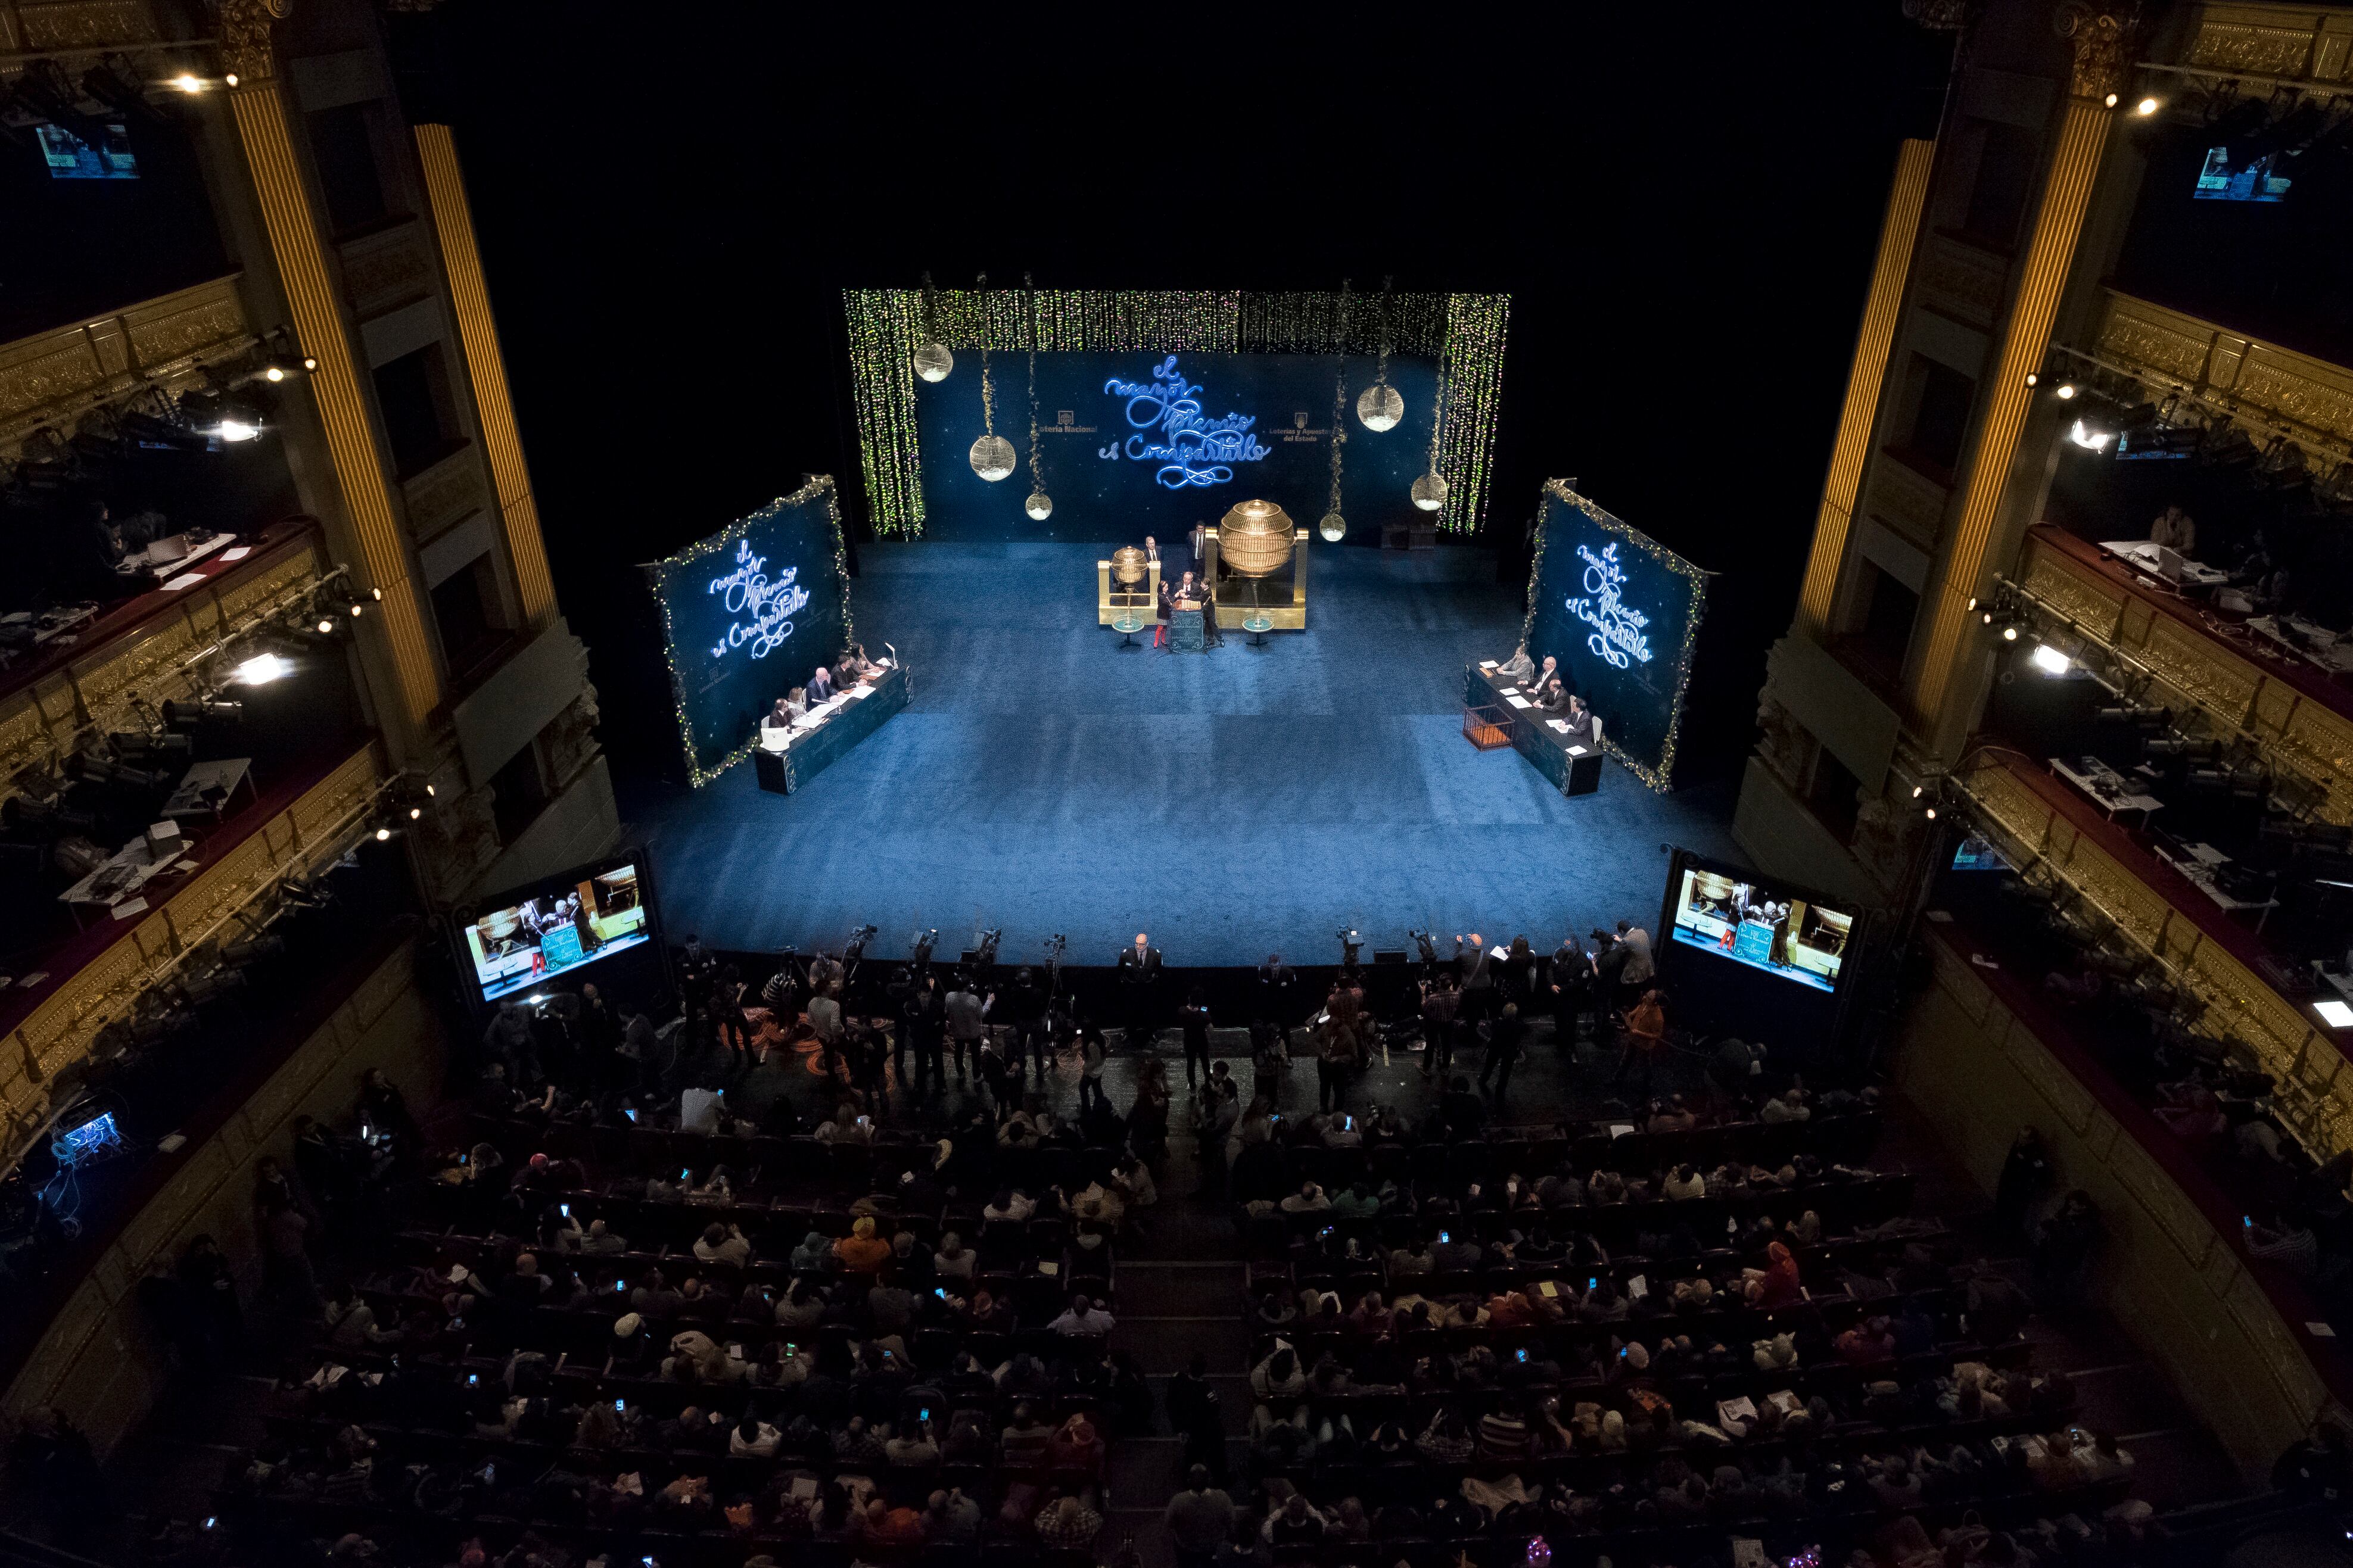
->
[2104, 92, 2119, 108]
[1924, 806, 1938, 820]
[2002, 625, 2019, 641]
[168, 74, 204, 93]
[2136, 96, 2160, 115]
[1911, 785, 1924, 799]
[2029, 643, 2071, 676]
[910, 928, 938, 969]
[1338, 927, 1362, 968]
[164, 694, 242, 728]
[315, 617, 334, 634]
[2066, 417, 2114, 453]
[232, 651, 293, 685]
[2096, 702, 2171, 728]
[2054, 382, 2078, 400]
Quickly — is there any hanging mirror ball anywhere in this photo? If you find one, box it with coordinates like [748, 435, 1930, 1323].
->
[1409, 471, 1449, 512]
[1025, 491, 1054, 520]
[969, 434, 1017, 482]
[1318, 511, 1347, 543]
[914, 342, 954, 382]
[1355, 384, 1404, 432]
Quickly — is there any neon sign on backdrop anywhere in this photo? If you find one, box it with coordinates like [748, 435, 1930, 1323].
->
[707, 538, 810, 660]
[1567, 543, 1653, 670]
[1098, 354, 1269, 489]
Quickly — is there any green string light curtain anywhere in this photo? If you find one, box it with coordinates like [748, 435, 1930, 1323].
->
[845, 288, 1509, 539]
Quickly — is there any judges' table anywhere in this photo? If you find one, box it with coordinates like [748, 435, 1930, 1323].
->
[1465, 663, 1604, 797]
[751, 662, 910, 795]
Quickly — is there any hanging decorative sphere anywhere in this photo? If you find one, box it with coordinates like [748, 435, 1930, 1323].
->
[968, 434, 1016, 482]
[1355, 383, 1404, 432]
[914, 342, 954, 383]
[1410, 470, 1449, 512]
[1318, 510, 1347, 543]
[1025, 490, 1054, 520]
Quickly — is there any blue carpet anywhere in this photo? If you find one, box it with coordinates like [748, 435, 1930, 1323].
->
[627, 542, 1743, 967]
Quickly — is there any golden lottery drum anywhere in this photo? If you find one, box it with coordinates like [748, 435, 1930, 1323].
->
[1217, 499, 1296, 576]
[1110, 546, 1147, 587]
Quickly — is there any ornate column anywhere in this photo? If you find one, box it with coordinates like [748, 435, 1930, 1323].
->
[1795, 137, 1937, 638]
[411, 124, 558, 631]
[1905, 2, 2134, 750]
[219, 0, 444, 744]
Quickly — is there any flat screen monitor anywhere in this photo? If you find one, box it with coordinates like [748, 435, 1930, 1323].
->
[463, 861, 652, 1003]
[2194, 145, 2292, 203]
[56, 1109, 125, 1164]
[1952, 835, 2009, 872]
[1667, 866, 1852, 994]
[39, 123, 139, 180]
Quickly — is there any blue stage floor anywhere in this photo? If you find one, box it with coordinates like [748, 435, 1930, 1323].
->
[625, 541, 1743, 968]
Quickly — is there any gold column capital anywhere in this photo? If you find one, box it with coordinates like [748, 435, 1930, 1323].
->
[218, 0, 294, 85]
[2055, 0, 2140, 103]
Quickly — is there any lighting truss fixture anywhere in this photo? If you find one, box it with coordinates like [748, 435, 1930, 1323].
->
[2030, 643, 2071, 676]
[2054, 382, 2078, 400]
[2066, 418, 2113, 452]
[2318, 999, 2353, 1030]
[2136, 96, 2160, 115]
[231, 652, 292, 685]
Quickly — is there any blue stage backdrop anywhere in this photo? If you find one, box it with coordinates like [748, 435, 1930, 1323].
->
[646, 475, 852, 786]
[1521, 482, 1708, 792]
[914, 351, 1440, 542]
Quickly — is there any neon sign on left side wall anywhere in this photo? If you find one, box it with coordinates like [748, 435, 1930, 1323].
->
[708, 538, 810, 660]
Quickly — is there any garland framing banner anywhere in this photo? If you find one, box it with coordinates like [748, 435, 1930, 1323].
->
[844, 288, 1509, 538]
[646, 476, 853, 787]
[1521, 481, 1708, 793]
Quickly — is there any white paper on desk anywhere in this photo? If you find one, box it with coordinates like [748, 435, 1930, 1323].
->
[161, 572, 207, 591]
[1497, 685, 1520, 696]
[221, 546, 251, 562]
[2310, 1321, 2337, 1337]
[111, 897, 149, 919]
[848, 684, 875, 699]
[1478, 660, 1497, 669]
[1608, 1123, 1635, 1139]
[1505, 695, 1533, 709]
[1548, 719, 1570, 733]
[1566, 745, 1588, 757]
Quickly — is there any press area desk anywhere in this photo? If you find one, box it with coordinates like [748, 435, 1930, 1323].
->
[1465, 664, 1604, 797]
[751, 662, 910, 796]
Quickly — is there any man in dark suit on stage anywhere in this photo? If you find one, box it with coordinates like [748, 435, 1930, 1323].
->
[1119, 933, 1163, 1040]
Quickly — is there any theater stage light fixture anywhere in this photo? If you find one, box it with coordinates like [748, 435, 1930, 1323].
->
[2030, 644, 2071, 676]
[232, 652, 293, 685]
[2136, 97, 2159, 115]
[2054, 383, 2077, 400]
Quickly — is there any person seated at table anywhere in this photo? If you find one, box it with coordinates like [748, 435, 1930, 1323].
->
[2150, 504, 2196, 554]
[762, 697, 796, 735]
[1496, 643, 1535, 684]
[1535, 672, 1570, 713]
[842, 643, 879, 679]
[1559, 694, 1597, 747]
[808, 665, 836, 704]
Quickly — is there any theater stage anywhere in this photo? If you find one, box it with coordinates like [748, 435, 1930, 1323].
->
[626, 541, 1741, 968]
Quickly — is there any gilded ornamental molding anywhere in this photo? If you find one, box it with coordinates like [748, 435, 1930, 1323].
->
[2088, 288, 2353, 459]
[216, 0, 291, 83]
[0, 276, 254, 458]
[2181, 3, 2353, 83]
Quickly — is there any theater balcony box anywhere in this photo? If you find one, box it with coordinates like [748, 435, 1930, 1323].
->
[1898, 916, 2352, 1481]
